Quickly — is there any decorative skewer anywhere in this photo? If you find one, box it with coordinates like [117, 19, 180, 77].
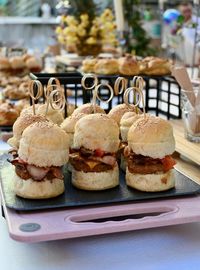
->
[28, 80, 43, 115]
[81, 73, 114, 113]
[131, 76, 145, 114]
[123, 82, 146, 117]
[114, 77, 128, 95]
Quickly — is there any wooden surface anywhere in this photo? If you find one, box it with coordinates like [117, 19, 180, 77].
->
[170, 119, 200, 166]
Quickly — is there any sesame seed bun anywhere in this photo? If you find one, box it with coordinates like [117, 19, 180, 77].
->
[72, 164, 119, 191]
[108, 104, 140, 126]
[7, 113, 48, 148]
[18, 121, 69, 167]
[13, 172, 65, 199]
[126, 168, 175, 192]
[128, 115, 175, 159]
[72, 103, 105, 116]
[61, 113, 86, 147]
[73, 114, 120, 153]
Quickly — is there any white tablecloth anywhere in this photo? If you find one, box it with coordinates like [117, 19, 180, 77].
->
[1, 141, 200, 269]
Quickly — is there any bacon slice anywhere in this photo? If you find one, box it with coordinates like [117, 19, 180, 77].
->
[26, 165, 50, 181]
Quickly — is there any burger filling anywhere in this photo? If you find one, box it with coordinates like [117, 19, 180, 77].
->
[124, 146, 176, 174]
[8, 151, 64, 181]
[69, 147, 117, 172]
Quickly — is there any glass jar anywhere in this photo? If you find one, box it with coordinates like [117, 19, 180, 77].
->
[181, 88, 200, 143]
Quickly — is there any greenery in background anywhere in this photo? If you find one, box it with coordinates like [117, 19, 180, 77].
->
[69, 0, 99, 20]
[123, 0, 156, 56]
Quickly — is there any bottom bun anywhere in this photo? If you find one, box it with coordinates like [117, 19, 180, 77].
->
[14, 173, 65, 199]
[120, 154, 127, 172]
[126, 168, 175, 192]
[72, 165, 119, 191]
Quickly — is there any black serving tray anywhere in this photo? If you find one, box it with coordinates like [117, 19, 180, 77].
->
[0, 154, 200, 212]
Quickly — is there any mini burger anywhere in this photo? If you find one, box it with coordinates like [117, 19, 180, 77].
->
[69, 114, 120, 190]
[119, 111, 144, 171]
[124, 115, 176, 192]
[61, 113, 86, 148]
[10, 121, 69, 199]
[72, 103, 105, 116]
[108, 103, 140, 126]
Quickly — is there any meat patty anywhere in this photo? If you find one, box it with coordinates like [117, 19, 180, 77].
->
[69, 154, 113, 172]
[127, 160, 164, 174]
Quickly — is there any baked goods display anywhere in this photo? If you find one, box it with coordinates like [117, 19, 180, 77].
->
[0, 55, 42, 74]
[94, 58, 119, 75]
[9, 121, 69, 199]
[0, 74, 30, 100]
[81, 56, 172, 76]
[0, 102, 20, 126]
[124, 115, 176, 192]
[69, 114, 120, 190]
[82, 58, 98, 73]
[139, 57, 172, 76]
[118, 55, 140, 76]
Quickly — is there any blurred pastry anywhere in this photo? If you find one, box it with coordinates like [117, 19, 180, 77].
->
[3, 84, 29, 100]
[0, 102, 19, 126]
[25, 57, 42, 72]
[94, 58, 119, 75]
[10, 56, 26, 71]
[22, 54, 32, 62]
[0, 57, 11, 71]
[139, 57, 172, 76]
[8, 76, 21, 86]
[0, 76, 9, 87]
[82, 58, 97, 73]
[118, 55, 139, 76]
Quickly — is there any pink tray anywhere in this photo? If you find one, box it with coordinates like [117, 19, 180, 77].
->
[2, 192, 200, 243]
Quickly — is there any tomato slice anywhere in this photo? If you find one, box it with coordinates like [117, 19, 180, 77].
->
[94, 149, 105, 157]
[161, 156, 176, 171]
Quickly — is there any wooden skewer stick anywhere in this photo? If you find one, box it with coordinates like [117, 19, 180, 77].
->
[28, 80, 43, 115]
[114, 77, 128, 95]
[123, 86, 146, 117]
[171, 66, 196, 107]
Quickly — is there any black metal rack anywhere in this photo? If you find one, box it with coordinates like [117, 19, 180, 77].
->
[30, 72, 181, 119]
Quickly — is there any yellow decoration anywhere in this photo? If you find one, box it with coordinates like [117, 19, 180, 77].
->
[56, 9, 118, 55]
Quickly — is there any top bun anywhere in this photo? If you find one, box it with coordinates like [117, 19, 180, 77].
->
[61, 113, 86, 147]
[72, 103, 105, 116]
[61, 113, 86, 133]
[74, 114, 120, 152]
[128, 115, 175, 158]
[37, 104, 64, 126]
[7, 113, 48, 148]
[120, 112, 144, 142]
[108, 104, 140, 126]
[18, 121, 69, 167]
